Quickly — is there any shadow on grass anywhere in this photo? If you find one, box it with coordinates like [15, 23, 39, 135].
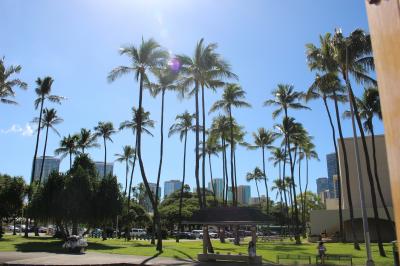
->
[171, 249, 194, 261]
[139, 251, 161, 265]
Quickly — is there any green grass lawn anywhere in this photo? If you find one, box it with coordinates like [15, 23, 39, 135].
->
[0, 234, 395, 265]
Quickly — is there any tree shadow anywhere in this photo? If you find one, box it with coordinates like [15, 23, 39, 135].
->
[14, 240, 122, 253]
[171, 249, 195, 261]
[139, 251, 162, 265]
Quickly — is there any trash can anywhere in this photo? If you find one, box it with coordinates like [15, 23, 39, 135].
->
[393, 241, 399, 266]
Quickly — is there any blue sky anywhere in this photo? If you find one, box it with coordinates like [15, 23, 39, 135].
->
[0, 0, 383, 198]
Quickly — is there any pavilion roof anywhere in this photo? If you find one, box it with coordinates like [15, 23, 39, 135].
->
[182, 207, 272, 225]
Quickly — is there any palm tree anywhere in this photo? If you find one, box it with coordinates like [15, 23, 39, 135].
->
[55, 134, 79, 170]
[210, 115, 231, 205]
[200, 135, 221, 202]
[108, 38, 167, 251]
[246, 167, 265, 207]
[275, 117, 303, 244]
[120, 107, 154, 208]
[30, 77, 64, 191]
[33, 108, 63, 185]
[305, 73, 346, 242]
[77, 128, 99, 153]
[145, 67, 179, 226]
[168, 111, 196, 242]
[94, 122, 116, 178]
[177, 39, 236, 208]
[115, 145, 136, 196]
[306, 33, 360, 249]
[0, 57, 27, 105]
[249, 128, 276, 214]
[345, 87, 394, 231]
[210, 84, 250, 206]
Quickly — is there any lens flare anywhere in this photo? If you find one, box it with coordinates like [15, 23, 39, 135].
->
[168, 58, 181, 73]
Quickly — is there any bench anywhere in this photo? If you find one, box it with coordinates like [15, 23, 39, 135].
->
[316, 254, 353, 265]
[277, 254, 312, 264]
[198, 253, 262, 264]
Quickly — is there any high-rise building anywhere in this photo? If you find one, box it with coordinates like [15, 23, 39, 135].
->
[316, 177, 329, 194]
[33, 156, 60, 182]
[237, 185, 251, 205]
[332, 174, 340, 198]
[250, 195, 267, 206]
[208, 178, 224, 199]
[142, 182, 161, 213]
[227, 187, 233, 202]
[164, 180, 182, 198]
[94, 162, 114, 178]
[326, 153, 338, 198]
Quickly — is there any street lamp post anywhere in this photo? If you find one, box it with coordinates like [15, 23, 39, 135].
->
[345, 41, 374, 266]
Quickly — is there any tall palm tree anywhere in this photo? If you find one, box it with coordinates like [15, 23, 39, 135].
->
[305, 73, 346, 242]
[246, 167, 265, 207]
[145, 67, 179, 224]
[168, 111, 196, 242]
[30, 77, 64, 191]
[77, 128, 99, 153]
[94, 122, 116, 178]
[55, 134, 79, 170]
[345, 87, 394, 231]
[108, 38, 167, 251]
[306, 33, 360, 249]
[177, 39, 236, 208]
[275, 117, 303, 244]
[210, 84, 250, 206]
[0, 57, 27, 105]
[210, 115, 231, 205]
[333, 29, 386, 256]
[200, 135, 221, 202]
[115, 145, 136, 196]
[249, 128, 276, 214]
[33, 108, 63, 185]
[120, 107, 154, 208]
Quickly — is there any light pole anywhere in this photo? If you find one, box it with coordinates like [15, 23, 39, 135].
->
[344, 35, 374, 266]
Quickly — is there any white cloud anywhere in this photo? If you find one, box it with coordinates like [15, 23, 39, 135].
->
[1, 123, 34, 137]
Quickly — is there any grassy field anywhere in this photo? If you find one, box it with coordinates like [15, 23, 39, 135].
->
[0, 234, 395, 265]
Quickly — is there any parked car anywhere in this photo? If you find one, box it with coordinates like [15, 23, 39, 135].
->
[191, 230, 203, 238]
[130, 228, 146, 237]
[38, 227, 47, 233]
[90, 228, 102, 238]
[177, 232, 196, 239]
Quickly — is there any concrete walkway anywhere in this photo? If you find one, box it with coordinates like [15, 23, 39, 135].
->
[0, 252, 193, 265]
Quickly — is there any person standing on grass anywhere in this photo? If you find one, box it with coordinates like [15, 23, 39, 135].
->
[317, 241, 327, 264]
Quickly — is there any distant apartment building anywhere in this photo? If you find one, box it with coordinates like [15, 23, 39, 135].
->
[326, 153, 338, 198]
[237, 185, 251, 205]
[33, 156, 60, 182]
[141, 182, 161, 213]
[208, 178, 224, 199]
[164, 180, 182, 198]
[250, 195, 267, 206]
[316, 177, 329, 194]
[94, 161, 114, 178]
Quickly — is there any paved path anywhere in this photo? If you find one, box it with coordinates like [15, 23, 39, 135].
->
[0, 252, 193, 265]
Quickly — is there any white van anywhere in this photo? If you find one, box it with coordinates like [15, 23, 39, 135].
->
[130, 228, 146, 237]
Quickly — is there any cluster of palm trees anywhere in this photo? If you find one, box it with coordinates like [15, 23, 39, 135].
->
[306, 28, 387, 256]
[0, 27, 387, 255]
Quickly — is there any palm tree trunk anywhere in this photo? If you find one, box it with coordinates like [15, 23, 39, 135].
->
[220, 137, 226, 204]
[322, 96, 344, 242]
[223, 139, 229, 205]
[348, 84, 386, 257]
[287, 136, 300, 244]
[177, 131, 188, 243]
[136, 71, 161, 252]
[262, 147, 269, 214]
[297, 155, 304, 236]
[208, 154, 217, 203]
[281, 144, 289, 235]
[153, 89, 166, 248]
[103, 137, 107, 178]
[38, 126, 49, 186]
[303, 157, 309, 236]
[69, 151, 72, 170]
[333, 92, 360, 249]
[127, 137, 138, 209]
[228, 108, 236, 206]
[124, 159, 129, 196]
[370, 125, 394, 232]
[201, 84, 206, 207]
[193, 82, 202, 209]
[255, 181, 261, 207]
